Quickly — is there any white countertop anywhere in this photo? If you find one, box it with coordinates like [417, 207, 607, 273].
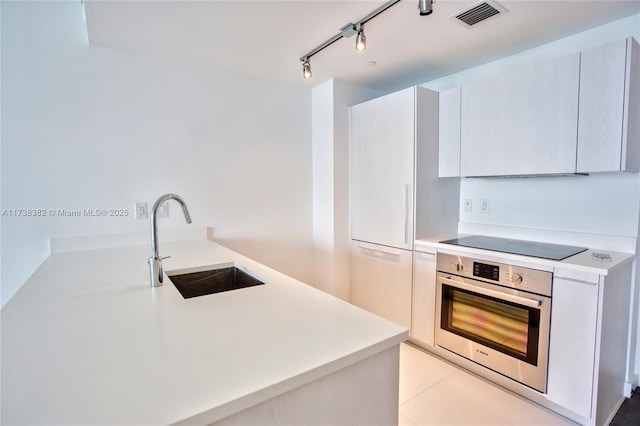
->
[1, 238, 407, 425]
[415, 235, 635, 275]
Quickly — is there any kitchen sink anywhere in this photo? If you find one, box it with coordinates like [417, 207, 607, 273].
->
[167, 263, 265, 299]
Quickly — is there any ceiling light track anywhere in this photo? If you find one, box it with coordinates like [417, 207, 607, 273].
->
[300, 0, 434, 79]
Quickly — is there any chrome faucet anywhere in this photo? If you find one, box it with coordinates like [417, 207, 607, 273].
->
[148, 193, 192, 287]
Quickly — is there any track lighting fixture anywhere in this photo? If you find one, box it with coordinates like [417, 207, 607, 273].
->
[419, 0, 434, 16]
[299, 0, 433, 79]
[355, 25, 366, 51]
[302, 58, 312, 79]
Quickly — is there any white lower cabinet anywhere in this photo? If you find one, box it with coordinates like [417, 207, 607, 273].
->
[410, 249, 437, 346]
[547, 263, 633, 426]
[350, 240, 413, 330]
[547, 269, 599, 420]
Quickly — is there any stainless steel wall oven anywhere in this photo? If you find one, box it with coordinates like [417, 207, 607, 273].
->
[435, 252, 552, 393]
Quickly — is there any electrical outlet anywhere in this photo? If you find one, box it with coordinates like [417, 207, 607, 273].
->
[464, 199, 472, 213]
[134, 202, 148, 219]
[158, 203, 169, 218]
[480, 198, 490, 214]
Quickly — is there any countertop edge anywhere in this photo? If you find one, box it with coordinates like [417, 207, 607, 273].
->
[415, 238, 635, 276]
[172, 332, 408, 426]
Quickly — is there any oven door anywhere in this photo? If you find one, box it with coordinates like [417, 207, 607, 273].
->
[435, 272, 551, 393]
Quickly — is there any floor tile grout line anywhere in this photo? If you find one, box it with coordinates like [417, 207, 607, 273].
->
[399, 343, 461, 407]
[399, 369, 460, 408]
[398, 413, 418, 426]
[399, 347, 576, 426]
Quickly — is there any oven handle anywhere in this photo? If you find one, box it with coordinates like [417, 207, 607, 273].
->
[439, 275, 543, 308]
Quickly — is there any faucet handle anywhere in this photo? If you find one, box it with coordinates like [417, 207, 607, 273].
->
[161, 256, 171, 260]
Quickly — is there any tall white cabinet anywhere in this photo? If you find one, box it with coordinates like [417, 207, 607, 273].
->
[349, 86, 459, 330]
[350, 87, 416, 250]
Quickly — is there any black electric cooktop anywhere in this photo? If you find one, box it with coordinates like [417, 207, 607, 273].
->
[439, 235, 588, 261]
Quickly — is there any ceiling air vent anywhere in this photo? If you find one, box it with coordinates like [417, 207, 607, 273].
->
[452, 1, 507, 27]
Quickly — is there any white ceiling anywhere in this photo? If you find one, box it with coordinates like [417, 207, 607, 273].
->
[84, 0, 640, 91]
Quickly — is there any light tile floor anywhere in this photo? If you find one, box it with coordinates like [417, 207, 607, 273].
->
[398, 343, 576, 425]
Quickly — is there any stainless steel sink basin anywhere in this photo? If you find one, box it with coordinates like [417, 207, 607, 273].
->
[167, 264, 265, 299]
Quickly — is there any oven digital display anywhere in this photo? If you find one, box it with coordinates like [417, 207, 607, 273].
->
[473, 262, 499, 281]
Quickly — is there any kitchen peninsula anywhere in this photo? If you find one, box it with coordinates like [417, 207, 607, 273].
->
[1, 229, 407, 425]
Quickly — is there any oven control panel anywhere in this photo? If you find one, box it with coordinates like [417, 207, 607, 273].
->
[473, 262, 499, 281]
[437, 252, 552, 297]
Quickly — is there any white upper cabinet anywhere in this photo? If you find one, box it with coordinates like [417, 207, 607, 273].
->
[460, 54, 580, 176]
[438, 87, 461, 177]
[577, 37, 640, 173]
[438, 37, 639, 177]
[349, 87, 415, 250]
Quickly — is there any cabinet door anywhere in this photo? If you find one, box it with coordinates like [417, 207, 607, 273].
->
[411, 250, 437, 346]
[350, 241, 412, 330]
[460, 54, 580, 176]
[577, 38, 631, 172]
[350, 87, 415, 249]
[547, 269, 599, 420]
[596, 263, 633, 426]
[438, 87, 461, 177]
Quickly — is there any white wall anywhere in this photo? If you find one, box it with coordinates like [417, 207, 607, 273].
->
[0, 1, 314, 306]
[312, 81, 335, 297]
[456, 175, 639, 239]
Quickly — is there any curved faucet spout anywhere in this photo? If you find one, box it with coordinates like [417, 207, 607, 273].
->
[149, 193, 192, 287]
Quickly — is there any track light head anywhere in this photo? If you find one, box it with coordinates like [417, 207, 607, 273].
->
[418, 0, 434, 16]
[302, 59, 312, 79]
[355, 27, 366, 51]
[299, 0, 405, 79]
